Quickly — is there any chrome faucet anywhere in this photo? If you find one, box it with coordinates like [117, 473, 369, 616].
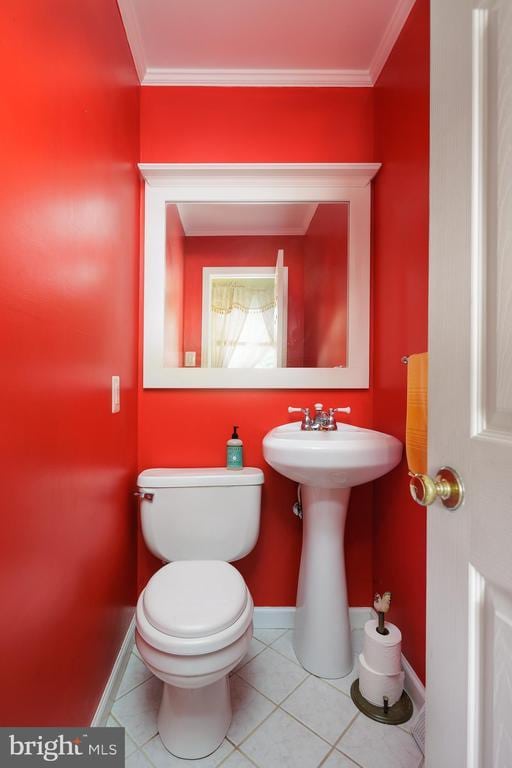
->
[288, 403, 351, 431]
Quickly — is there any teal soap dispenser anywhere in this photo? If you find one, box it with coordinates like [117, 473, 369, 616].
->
[226, 425, 243, 470]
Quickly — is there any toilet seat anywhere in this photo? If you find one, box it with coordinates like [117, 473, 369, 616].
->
[143, 561, 249, 638]
[136, 561, 253, 656]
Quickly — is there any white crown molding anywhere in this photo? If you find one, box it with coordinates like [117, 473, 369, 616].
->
[119, 0, 416, 87]
[117, 0, 147, 82]
[368, 0, 417, 84]
[138, 163, 381, 191]
[176, 201, 318, 237]
[181, 226, 311, 237]
[142, 67, 373, 87]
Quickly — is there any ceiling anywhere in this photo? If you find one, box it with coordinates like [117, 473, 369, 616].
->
[174, 202, 319, 237]
[118, 0, 416, 86]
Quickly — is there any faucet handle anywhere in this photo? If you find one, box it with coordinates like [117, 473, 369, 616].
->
[288, 406, 312, 431]
[329, 407, 351, 415]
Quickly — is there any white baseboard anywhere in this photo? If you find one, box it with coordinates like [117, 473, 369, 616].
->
[253, 605, 425, 709]
[401, 653, 426, 711]
[347, 607, 374, 631]
[252, 606, 295, 628]
[91, 616, 135, 726]
[253, 606, 372, 631]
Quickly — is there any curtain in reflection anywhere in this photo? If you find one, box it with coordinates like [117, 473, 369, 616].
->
[210, 280, 277, 368]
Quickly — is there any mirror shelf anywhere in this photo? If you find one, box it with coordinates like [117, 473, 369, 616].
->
[140, 163, 380, 389]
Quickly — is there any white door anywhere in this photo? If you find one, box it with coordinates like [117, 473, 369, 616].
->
[428, 1, 512, 766]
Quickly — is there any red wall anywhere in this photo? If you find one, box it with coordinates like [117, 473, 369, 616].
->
[139, 87, 375, 605]
[372, 0, 430, 682]
[141, 88, 374, 163]
[182, 235, 305, 367]
[0, 1, 140, 725]
[303, 203, 348, 367]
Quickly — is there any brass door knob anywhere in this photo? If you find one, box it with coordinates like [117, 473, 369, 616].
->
[409, 466, 464, 510]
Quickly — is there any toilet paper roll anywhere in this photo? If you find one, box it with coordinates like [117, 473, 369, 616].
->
[358, 653, 405, 708]
[363, 619, 402, 675]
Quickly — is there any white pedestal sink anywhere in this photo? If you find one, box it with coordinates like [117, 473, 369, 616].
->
[263, 422, 402, 678]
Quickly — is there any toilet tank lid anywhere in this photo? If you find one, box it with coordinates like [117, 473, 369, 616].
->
[137, 467, 264, 488]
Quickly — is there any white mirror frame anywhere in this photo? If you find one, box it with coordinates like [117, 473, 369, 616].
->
[140, 163, 380, 389]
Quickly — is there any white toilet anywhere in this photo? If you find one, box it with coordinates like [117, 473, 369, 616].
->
[135, 467, 264, 759]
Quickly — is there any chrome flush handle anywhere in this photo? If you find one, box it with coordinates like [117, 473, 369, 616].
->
[134, 490, 154, 502]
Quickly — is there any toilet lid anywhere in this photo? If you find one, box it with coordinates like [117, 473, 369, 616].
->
[142, 561, 249, 639]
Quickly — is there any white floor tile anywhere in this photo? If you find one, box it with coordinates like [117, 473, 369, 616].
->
[115, 653, 153, 699]
[237, 648, 308, 704]
[126, 750, 154, 768]
[337, 714, 423, 768]
[105, 632, 422, 768]
[321, 751, 360, 768]
[221, 751, 257, 767]
[252, 628, 288, 645]
[241, 708, 331, 768]
[107, 715, 137, 758]
[281, 675, 358, 745]
[143, 735, 233, 767]
[228, 675, 275, 745]
[112, 675, 162, 746]
[270, 630, 300, 665]
[397, 702, 419, 735]
[325, 656, 359, 698]
[233, 637, 266, 673]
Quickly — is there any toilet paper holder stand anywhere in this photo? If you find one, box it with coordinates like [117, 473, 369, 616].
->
[350, 590, 414, 725]
[351, 680, 413, 725]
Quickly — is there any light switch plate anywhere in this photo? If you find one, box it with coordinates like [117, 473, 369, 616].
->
[111, 375, 120, 413]
[184, 351, 196, 367]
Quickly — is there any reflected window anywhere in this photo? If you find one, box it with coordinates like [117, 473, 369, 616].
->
[202, 268, 287, 368]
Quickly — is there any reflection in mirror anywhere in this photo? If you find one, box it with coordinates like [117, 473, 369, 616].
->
[164, 202, 348, 368]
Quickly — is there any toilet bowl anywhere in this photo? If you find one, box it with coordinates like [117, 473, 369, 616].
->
[136, 560, 253, 758]
[135, 468, 263, 759]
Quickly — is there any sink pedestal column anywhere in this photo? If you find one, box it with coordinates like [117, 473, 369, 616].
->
[293, 485, 353, 678]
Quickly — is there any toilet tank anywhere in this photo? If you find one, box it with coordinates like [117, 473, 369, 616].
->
[137, 467, 264, 562]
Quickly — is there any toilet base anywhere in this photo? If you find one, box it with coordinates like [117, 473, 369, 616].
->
[158, 675, 232, 759]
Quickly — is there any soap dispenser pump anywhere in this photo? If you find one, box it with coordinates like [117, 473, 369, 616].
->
[226, 425, 243, 470]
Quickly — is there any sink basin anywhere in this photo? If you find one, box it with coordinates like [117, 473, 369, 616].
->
[263, 421, 402, 488]
[262, 420, 402, 679]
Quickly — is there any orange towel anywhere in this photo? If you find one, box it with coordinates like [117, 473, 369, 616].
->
[406, 353, 428, 475]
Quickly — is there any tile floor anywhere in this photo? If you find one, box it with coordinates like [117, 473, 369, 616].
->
[108, 628, 424, 768]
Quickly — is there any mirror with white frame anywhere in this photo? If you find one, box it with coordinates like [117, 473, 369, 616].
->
[141, 164, 380, 388]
